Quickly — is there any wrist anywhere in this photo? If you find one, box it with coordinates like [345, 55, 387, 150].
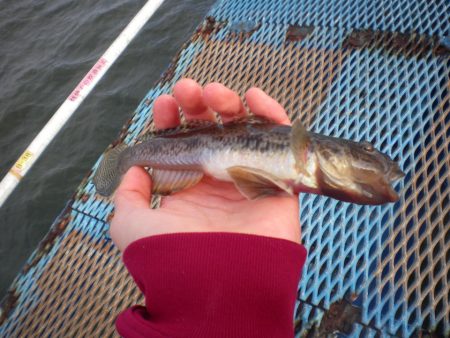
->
[117, 232, 307, 338]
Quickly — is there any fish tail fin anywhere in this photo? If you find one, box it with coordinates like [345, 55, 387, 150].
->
[93, 144, 128, 197]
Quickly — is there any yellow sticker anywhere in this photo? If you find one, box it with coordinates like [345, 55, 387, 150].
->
[10, 150, 34, 178]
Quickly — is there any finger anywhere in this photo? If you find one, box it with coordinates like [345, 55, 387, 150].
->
[173, 78, 215, 121]
[203, 82, 246, 122]
[153, 94, 181, 129]
[245, 87, 290, 125]
[114, 166, 152, 213]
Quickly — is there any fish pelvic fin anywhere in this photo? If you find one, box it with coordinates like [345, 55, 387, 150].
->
[151, 169, 203, 195]
[227, 166, 293, 200]
[290, 118, 310, 175]
[93, 144, 128, 197]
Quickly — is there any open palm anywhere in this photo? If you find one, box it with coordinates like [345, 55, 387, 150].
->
[110, 79, 301, 252]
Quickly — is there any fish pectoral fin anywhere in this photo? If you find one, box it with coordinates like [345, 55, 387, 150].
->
[227, 166, 293, 200]
[290, 118, 310, 173]
[151, 169, 203, 195]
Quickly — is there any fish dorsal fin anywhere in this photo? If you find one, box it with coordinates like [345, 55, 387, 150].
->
[290, 118, 310, 173]
[151, 169, 204, 195]
[224, 115, 273, 126]
[137, 119, 218, 142]
[137, 116, 273, 143]
[182, 119, 218, 129]
[227, 166, 293, 200]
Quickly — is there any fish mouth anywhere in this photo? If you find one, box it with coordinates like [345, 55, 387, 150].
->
[382, 165, 406, 201]
[356, 165, 404, 203]
[385, 182, 400, 202]
[357, 179, 400, 204]
[388, 165, 405, 182]
[318, 171, 402, 204]
[316, 158, 405, 204]
[384, 166, 405, 202]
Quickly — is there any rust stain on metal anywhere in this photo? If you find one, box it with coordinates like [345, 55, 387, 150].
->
[286, 25, 314, 42]
[200, 16, 217, 36]
[0, 288, 19, 326]
[434, 36, 450, 57]
[298, 295, 363, 337]
[317, 296, 362, 336]
[343, 29, 373, 48]
[80, 193, 90, 203]
[106, 211, 115, 224]
[343, 29, 448, 59]
[195, 16, 227, 40]
[22, 211, 71, 273]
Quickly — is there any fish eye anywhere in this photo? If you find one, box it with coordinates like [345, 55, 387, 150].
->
[361, 141, 374, 152]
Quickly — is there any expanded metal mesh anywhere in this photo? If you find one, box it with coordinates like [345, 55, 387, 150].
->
[1, 0, 449, 337]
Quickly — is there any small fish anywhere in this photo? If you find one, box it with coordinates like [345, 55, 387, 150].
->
[93, 117, 404, 205]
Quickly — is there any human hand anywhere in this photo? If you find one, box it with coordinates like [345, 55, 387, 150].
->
[110, 79, 301, 251]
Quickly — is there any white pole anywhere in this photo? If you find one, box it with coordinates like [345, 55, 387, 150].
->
[0, 0, 165, 208]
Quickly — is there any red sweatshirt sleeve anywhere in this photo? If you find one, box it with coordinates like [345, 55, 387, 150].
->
[116, 232, 307, 338]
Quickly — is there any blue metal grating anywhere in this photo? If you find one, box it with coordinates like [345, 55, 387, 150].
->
[0, 208, 143, 337]
[1, 0, 449, 337]
[210, 0, 450, 36]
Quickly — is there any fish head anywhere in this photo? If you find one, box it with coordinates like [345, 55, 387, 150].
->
[313, 137, 405, 205]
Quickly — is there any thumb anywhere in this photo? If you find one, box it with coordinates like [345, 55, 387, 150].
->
[114, 166, 152, 212]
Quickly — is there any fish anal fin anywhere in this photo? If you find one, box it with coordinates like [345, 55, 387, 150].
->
[227, 166, 293, 200]
[151, 169, 203, 195]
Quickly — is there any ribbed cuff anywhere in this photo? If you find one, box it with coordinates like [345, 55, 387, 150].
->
[117, 232, 307, 338]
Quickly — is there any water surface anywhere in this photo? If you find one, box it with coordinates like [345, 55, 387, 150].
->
[0, 0, 214, 298]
